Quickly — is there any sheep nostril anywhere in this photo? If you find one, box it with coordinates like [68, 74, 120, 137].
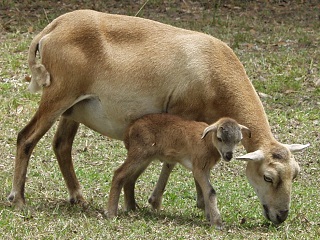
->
[277, 210, 289, 223]
[225, 152, 233, 161]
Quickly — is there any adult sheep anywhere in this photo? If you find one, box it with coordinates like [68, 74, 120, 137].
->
[8, 10, 309, 226]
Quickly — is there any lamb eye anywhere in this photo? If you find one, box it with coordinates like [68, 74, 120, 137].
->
[264, 175, 273, 183]
[217, 137, 222, 142]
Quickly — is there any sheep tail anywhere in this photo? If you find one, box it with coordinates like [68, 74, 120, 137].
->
[27, 33, 51, 93]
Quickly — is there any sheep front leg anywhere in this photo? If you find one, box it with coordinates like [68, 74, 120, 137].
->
[148, 162, 176, 210]
[193, 168, 222, 229]
[151, 163, 205, 210]
[194, 179, 205, 210]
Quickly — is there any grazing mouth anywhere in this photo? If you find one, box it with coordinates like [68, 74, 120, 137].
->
[263, 205, 289, 224]
[263, 204, 271, 221]
[220, 151, 233, 162]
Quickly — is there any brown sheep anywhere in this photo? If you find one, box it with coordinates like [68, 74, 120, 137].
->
[9, 10, 309, 226]
[107, 114, 250, 228]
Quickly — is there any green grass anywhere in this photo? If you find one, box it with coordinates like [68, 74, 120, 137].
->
[0, 1, 319, 239]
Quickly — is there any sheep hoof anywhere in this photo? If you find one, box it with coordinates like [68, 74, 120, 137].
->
[8, 192, 26, 209]
[211, 218, 223, 230]
[105, 210, 117, 219]
[215, 223, 224, 230]
[69, 195, 88, 208]
[148, 196, 161, 211]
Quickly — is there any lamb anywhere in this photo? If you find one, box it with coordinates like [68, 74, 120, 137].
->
[107, 114, 251, 227]
[8, 10, 309, 227]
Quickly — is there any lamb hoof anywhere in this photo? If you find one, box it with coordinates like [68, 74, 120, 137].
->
[211, 219, 223, 230]
[105, 210, 117, 219]
[69, 196, 88, 208]
[7, 193, 25, 209]
[148, 196, 161, 211]
[214, 223, 224, 230]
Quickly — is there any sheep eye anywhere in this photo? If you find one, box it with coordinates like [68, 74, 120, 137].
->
[217, 137, 222, 142]
[264, 175, 273, 183]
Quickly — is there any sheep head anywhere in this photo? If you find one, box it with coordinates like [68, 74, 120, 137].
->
[201, 117, 251, 161]
[236, 142, 309, 224]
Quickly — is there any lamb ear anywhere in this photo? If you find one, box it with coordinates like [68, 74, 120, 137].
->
[239, 124, 251, 138]
[283, 143, 310, 153]
[236, 150, 265, 161]
[201, 124, 217, 139]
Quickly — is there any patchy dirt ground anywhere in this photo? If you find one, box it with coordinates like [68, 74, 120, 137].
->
[0, 1, 319, 239]
[1, 0, 319, 33]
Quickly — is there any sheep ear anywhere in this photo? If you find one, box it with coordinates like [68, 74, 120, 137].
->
[239, 124, 251, 138]
[236, 150, 265, 161]
[201, 124, 217, 139]
[283, 143, 310, 153]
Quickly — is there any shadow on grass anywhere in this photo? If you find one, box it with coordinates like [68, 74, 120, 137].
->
[119, 207, 207, 227]
[1, 196, 211, 226]
[1, 196, 278, 232]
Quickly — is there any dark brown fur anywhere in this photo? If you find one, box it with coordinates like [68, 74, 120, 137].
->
[108, 114, 247, 227]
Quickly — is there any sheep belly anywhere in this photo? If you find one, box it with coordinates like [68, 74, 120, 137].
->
[63, 96, 126, 139]
[179, 157, 193, 171]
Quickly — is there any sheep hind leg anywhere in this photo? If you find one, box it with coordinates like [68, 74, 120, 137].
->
[107, 154, 151, 218]
[8, 111, 55, 208]
[148, 162, 176, 210]
[8, 92, 77, 208]
[53, 117, 86, 206]
[123, 162, 150, 212]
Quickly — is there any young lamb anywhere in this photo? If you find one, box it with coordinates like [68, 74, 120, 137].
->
[107, 114, 250, 227]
